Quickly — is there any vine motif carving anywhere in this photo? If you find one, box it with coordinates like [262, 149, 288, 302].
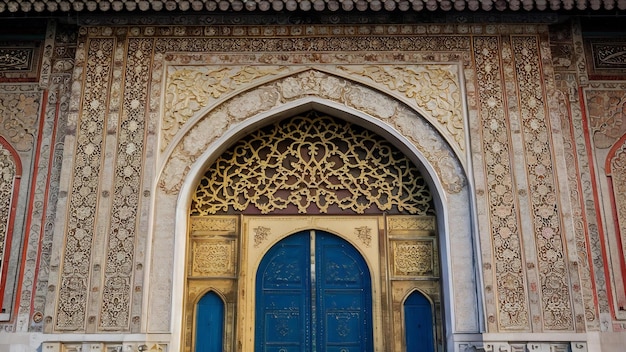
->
[512, 36, 573, 330]
[354, 226, 371, 247]
[254, 226, 271, 247]
[56, 38, 114, 331]
[585, 90, 626, 149]
[0, 145, 16, 279]
[393, 241, 433, 276]
[0, 90, 41, 151]
[190, 112, 434, 215]
[554, 87, 599, 326]
[473, 36, 529, 330]
[163, 65, 288, 150]
[610, 142, 626, 271]
[338, 65, 464, 153]
[99, 38, 153, 330]
[192, 242, 233, 276]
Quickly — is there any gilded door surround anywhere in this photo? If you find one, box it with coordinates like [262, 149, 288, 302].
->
[243, 216, 384, 351]
[163, 67, 480, 351]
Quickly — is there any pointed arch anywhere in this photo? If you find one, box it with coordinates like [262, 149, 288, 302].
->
[403, 289, 436, 352]
[153, 71, 482, 351]
[0, 137, 22, 315]
[194, 290, 226, 352]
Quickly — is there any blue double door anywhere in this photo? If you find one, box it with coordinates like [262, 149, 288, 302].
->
[255, 230, 374, 352]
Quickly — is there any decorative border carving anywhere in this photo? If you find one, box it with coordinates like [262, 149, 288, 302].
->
[55, 37, 115, 331]
[473, 36, 530, 331]
[512, 35, 573, 330]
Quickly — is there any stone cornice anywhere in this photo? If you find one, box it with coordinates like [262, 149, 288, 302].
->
[0, 0, 623, 16]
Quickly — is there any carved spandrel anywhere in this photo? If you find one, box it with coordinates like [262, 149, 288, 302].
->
[337, 65, 465, 155]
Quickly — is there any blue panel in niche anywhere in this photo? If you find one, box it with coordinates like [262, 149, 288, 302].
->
[195, 291, 225, 352]
[404, 290, 434, 352]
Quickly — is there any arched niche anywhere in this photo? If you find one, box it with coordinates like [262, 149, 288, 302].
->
[149, 70, 482, 350]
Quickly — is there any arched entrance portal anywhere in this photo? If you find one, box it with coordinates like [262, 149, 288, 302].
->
[183, 111, 443, 351]
[255, 230, 373, 352]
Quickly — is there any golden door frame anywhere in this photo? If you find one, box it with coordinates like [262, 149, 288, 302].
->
[182, 214, 442, 352]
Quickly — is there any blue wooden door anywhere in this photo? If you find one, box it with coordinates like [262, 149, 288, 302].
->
[255, 230, 373, 352]
[195, 291, 225, 352]
[404, 291, 434, 352]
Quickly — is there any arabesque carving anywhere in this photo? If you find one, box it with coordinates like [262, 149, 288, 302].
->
[338, 65, 464, 153]
[253, 226, 271, 247]
[163, 65, 288, 150]
[56, 38, 114, 331]
[190, 217, 237, 232]
[0, 145, 16, 280]
[586, 89, 626, 149]
[473, 36, 529, 330]
[0, 89, 41, 151]
[387, 216, 436, 231]
[355, 226, 372, 247]
[393, 241, 435, 276]
[610, 141, 626, 273]
[191, 241, 235, 276]
[190, 112, 434, 215]
[512, 36, 573, 330]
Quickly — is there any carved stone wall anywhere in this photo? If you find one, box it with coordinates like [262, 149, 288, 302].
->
[550, 18, 626, 342]
[2, 13, 626, 352]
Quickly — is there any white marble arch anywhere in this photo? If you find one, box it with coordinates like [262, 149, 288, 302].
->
[148, 71, 483, 350]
